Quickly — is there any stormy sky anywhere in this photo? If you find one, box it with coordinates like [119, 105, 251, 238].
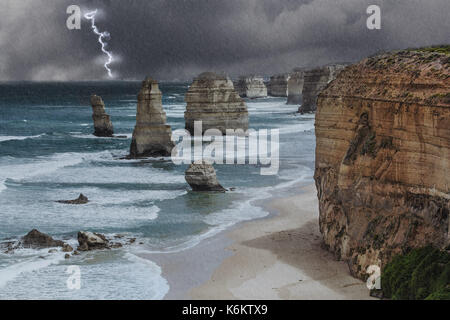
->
[1, 0, 449, 81]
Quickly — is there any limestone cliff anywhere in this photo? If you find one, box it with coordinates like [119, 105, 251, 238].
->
[268, 74, 289, 97]
[299, 65, 345, 113]
[185, 72, 248, 134]
[235, 76, 268, 99]
[90, 95, 114, 137]
[287, 70, 304, 105]
[314, 48, 450, 279]
[129, 77, 174, 158]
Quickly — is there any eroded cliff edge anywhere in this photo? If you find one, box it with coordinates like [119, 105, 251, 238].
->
[314, 48, 450, 279]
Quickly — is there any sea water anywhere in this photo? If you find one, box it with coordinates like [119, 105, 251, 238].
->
[0, 82, 315, 299]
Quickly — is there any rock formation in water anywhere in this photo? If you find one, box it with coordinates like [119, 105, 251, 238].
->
[287, 69, 304, 105]
[235, 76, 268, 98]
[314, 48, 450, 279]
[299, 65, 345, 113]
[185, 161, 226, 192]
[185, 72, 248, 135]
[56, 194, 89, 204]
[129, 77, 175, 158]
[77, 231, 109, 251]
[268, 74, 290, 97]
[90, 95, 114, 137]
[22, 229, 65, 248]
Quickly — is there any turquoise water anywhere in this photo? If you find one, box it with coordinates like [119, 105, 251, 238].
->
[0, 82, 315, 299]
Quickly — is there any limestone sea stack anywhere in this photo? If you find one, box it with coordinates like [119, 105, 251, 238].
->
[90, 95, 114, 137]
[129, 77, 175, 158]
[185, 161, 226, 192]
[268, 74, 289, 97]
[314, 48, 450, 279]
[299, 65, 345, 113]
[287, 69, 304, 105]
[235, 76, 268, 99]
[184, 72, 248, 134]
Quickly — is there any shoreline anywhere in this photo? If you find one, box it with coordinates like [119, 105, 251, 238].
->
[146, 183, 374, 300]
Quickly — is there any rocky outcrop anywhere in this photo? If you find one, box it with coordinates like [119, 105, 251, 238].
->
[287, 70, 304, 104]
[268, 74, 289, 97]
[90, 95, 114, 137]
[185, 72, 248, 134]
[56, 194, 88, 204]
[299, 65, 345, 113]
[235, 76, 268, 99]
[314, 48, 450, 279]
[77, 231, 109, 251]
[129, 77, 175, 158]
[22, 229, 65, 248]
[185, 161, 226, 192]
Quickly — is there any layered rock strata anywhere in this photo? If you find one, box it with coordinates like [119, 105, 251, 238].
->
[268, 74, 290, 97]
[130, 77, 175, 158]
[185, 161, 226, 192]
[314, 49, 450, 279]
[185, 72, 248, 135]
[287, 70, 304, 104]
[235, 76, 268, 98]
[90, 95, 114, 137]
[299, 65, 345, 113]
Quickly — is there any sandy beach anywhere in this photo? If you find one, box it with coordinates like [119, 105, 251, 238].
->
[148, 184, 373, 300]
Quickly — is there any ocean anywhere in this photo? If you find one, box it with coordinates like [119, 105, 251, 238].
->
[0, 81, 315, 299]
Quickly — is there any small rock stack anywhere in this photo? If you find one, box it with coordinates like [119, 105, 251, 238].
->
[185, 161, 226, 192]
[235, 76, 268, 99]
[287, 69, 304, 105]
[129, 77, 175, 158]
[299, 64, 345, 113]
[268, 74, 290, 97]
[185, 72, 248, 135]
[90, 95, 114, 137]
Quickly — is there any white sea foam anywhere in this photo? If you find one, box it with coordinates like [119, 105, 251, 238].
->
[0, 134, 44, 142]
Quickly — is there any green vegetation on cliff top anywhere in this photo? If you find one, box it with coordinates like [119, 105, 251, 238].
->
[409, 45, 450, 55]
[381, 246, 450, 300]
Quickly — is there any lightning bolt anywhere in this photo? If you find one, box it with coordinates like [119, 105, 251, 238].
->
[84, 9, 114, 78]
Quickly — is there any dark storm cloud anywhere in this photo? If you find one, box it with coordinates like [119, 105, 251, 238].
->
[0, 0, 449, 81]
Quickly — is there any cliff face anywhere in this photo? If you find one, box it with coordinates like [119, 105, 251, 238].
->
[129, 77, 174, 158]
[268, 74, 289, 97]
[314, 49, 450, 279]
[235, 76, 268, 99]
[90, 95, 114, 137]
[300, 65, 345, 113]
[287, 70, 304, 105]
[185, 72, 248, 134]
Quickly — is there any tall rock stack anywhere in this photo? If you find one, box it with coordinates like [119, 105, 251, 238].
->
[299, 64, 345, 113]
[314, 48, 450, 279]
[90, 95, 114, 137]
[268, 74, 290, 97]
[184, 72, 248, 135]
[287, 69, 304, 105]
[235, 76, 268, 99]
[129, 77, 174, 158]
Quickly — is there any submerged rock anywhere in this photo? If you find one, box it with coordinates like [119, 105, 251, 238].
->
[287, 69, 304, 105]
[185, 161, 226, 192]
[235, 76, 268, 98]
[90, 95, 114, 137]
[185, 72, 248, 135]
[56, 194, 89, 205]
[77, 231, 109, 251]
[268, 74, 290, 97]
[299, 64, 345, 113]
[22, 229, 65, 248]
[129, 77, 175, 158]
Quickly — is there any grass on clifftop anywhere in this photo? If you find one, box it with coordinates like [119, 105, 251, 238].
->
[409, 45, 450, 55]
[381, 246, 450, 300]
